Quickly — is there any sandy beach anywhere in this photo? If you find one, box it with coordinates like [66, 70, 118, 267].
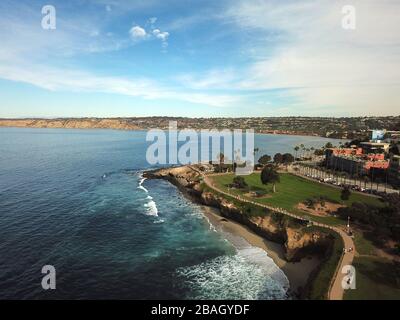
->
[201, 206, 321, 296]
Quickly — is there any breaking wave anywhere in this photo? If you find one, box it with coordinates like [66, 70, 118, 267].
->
[144, 199, 159, 216]
[138, 177, 149, 193]
[137, 174, 159, 217]
[176, 249, 289, 300]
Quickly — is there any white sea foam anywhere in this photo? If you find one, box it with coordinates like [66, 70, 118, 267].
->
[202, 215, 217, 232]
[137, 175, 159, 216]
[177, 215, 290, 300]
[138, 177, 148, 192]
[176, 252, 288, 300]
[144, 200, 159, 216]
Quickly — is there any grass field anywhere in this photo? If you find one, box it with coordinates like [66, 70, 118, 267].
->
[353, 231, 377, 256]
[344, 256, 400, 300]
[210, 173, 384, 225]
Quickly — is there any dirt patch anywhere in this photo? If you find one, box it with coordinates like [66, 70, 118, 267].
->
[297, 202, 345, 217]
[244, 192, 272, 199]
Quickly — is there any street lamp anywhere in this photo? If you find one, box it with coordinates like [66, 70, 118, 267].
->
[347, 216, 351, 235]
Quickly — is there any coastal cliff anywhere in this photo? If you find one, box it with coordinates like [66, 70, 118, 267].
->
[0, 118, 141, 131]
[144, 165, 334, 263]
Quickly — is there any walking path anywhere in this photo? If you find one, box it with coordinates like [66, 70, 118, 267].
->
[200, 171, 354, 300]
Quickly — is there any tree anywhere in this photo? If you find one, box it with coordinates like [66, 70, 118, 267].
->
[310, 147, 315, 160]
[232, 176, 247, 189]
[294, 146, 300, 159]
[261, 165, 280, 193]
[258, 154, 272, 165]
[363, 175, 370, 189]
[325, 142, 333, 149]
[282, 153, 295, 164]
[273, 153, 283, 164]
[341, 186, 351, 201]
[314, 148, 324, 156]
[218, 152, 225, 165]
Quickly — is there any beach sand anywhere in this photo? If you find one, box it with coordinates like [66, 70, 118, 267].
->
[201, 206, 321, 296]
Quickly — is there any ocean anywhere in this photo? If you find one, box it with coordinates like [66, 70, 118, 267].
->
[0, 127, 342, 299]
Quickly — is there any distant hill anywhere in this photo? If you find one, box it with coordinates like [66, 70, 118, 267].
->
[1, 116, 399, 139]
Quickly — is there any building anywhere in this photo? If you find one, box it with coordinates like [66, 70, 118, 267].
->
[325, 147, 389, 176]
[388, 155, 400, 188]
[360, 141, 390, 154]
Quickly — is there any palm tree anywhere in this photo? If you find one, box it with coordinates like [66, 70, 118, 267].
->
[327, 169, 333, 180]
[218, 152, 225, 172]
[310, 147, 315, 161]
[363, 176, 369, 190]
[376, 177, 382, 192]
[343, 172, 349, 185]
[294, 146, 300, 160]
[261, 165, 280, 193]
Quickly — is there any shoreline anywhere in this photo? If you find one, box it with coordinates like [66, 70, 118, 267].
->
[200, 205, 322, 297]
[0, 124, 341, 140]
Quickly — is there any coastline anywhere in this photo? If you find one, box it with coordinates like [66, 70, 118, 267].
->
[200, 205, 322, 297]
[0, 123, 338, 140]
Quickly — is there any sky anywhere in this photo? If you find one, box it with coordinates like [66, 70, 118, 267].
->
[0, 0, 399, 118]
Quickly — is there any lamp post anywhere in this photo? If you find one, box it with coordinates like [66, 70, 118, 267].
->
[347, 216, 351, 235]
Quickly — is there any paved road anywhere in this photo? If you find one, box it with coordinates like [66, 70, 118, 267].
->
[296, 164, 399, 195]
[201, 172, 354, 300]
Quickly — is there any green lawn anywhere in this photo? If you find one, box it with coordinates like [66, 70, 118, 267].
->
[210, 173, 384, 226]
[344, 256, 400, 300]
[308, 231, 344, 300]
[353, 231, 377, 256]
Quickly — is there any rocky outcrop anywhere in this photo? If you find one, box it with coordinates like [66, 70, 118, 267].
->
[145, 165, 334, 262]
[0, 119, 141, 131]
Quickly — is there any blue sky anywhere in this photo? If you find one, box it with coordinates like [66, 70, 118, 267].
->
[0, 0, 399, 118]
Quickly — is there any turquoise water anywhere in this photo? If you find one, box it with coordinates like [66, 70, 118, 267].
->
[0, 128, 340, 299]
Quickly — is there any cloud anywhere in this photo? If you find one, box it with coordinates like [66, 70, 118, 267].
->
[0, 3, 236, 109]
[218, 0, 400, 115]
[152, 28, 169, 48]
[0, 62, 240, 108]
[153, 29, 169, 41]
[129, 25, 147, 40]
[176, 69, 237, 90]
[128, 22, 170, 49]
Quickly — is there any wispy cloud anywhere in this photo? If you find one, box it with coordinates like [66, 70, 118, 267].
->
[0, 2, 240, 108]
[1, 0, 399, 117]
[222, 0, 400, 115]
[0, 62, 240, 108]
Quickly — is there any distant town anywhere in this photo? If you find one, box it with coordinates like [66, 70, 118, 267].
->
[1, 116, 400, 140]
[2, 116, 399, 190]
